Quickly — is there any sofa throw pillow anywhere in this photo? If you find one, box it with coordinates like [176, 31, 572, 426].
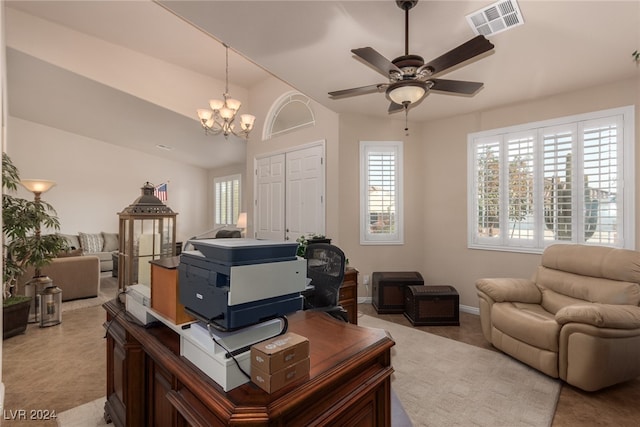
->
[58, 233, 81, 250]
[102, 232, 119, 252]
[79, 232, 104, 254]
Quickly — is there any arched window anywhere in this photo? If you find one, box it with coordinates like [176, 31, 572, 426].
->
[264, 92, 315, 139]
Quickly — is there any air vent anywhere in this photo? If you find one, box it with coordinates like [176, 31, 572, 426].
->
[466, 0, 524, 37]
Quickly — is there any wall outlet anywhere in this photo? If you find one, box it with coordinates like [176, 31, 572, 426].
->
[363, 275, 370, 285]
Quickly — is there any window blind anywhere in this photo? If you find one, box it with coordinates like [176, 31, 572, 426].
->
[214, 175, 241, 226]
[360, 141, 403, 245]
[468, 106, 633, 252]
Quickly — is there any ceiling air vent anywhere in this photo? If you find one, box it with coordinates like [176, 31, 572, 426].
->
[466, 0, 524, 37]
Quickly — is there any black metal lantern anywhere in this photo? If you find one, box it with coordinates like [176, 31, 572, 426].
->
[117, 182, 177, 293]
[39, 283, 62, 328]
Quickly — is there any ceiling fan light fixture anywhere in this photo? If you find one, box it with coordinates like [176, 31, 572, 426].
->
[386, 81, 426, 105]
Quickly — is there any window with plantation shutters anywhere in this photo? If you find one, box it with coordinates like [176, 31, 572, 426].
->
[360, 141, 403, 245]
[214, 174, 241, 226]
[468, 106, 634, 253]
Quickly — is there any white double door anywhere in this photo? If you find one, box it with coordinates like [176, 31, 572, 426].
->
[255, 143, 325, 242]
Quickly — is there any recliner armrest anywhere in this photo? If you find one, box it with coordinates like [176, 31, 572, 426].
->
[476, 278, 541, 303]
[556, 303, 640, 328]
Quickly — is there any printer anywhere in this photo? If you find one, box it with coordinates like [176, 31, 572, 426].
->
[178, 238, 307, 331]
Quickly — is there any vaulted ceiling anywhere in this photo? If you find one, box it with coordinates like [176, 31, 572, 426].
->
[5, 1, 639, 169]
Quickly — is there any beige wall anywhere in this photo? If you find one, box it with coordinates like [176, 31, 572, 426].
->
[338, 113, 426, 301]
[419, 77, 639, 308]
[336, 77, 639, 308]
[6, 117, 210, 244]
[6, 77, 638, 311]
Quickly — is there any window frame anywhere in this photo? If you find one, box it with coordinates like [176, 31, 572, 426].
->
[263, 91, 315, 140]
[360, 141, 404, 245]
[467, 106, 635, 253]
[214, 174, 242, 227]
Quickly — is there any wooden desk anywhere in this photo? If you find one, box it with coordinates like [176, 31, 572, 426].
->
[103, 299, 394, 426]
[340, 267, 359, 324]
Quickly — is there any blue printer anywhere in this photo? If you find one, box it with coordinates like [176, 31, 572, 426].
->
[178, 238, 307, 331]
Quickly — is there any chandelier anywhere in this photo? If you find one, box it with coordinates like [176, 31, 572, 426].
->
[197, 45, 256, 139]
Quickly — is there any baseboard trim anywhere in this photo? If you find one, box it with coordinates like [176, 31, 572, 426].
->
[357, 298, 479, 316]
[460, 304, 479, 315]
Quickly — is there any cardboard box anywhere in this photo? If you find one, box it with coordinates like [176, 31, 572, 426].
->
[250, 332, 309, 373]
[150, 257, 194, 325]
[251, 357, 310, 393]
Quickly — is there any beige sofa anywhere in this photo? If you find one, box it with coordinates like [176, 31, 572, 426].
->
[476, 244, 640, 391]
[18, 255, 100, 302]
[59, 232, 118, 272]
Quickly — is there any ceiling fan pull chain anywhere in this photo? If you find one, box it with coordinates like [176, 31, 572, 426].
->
[404, 104, 410, 135]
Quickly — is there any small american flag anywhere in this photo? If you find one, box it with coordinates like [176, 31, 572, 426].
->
[154, 183, 168, 202]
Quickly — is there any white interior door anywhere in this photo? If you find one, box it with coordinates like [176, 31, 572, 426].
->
[285, 145, 325, 241]
[254, 142, 325, 241]
[255, 154, 285, 240]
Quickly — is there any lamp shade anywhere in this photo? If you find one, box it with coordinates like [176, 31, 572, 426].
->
[236, 212, 247, 229]
[21, 179, 56, 194]
[219, 107, 234, 120]
[209, 99, 225, 110]
[197, 109, 213, 121]
[240, 114, 256, 130]
[226, 98, 242, 111]
[386, 82, 426, 105]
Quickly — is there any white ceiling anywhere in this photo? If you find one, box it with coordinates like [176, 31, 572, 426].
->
[5, 1, 640, 168]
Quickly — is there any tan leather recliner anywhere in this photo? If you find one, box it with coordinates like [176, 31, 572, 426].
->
[476, 244, 640, 391]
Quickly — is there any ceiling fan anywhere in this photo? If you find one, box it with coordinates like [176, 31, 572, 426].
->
[328, 0, 495, 116]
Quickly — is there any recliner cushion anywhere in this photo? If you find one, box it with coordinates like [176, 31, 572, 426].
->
[542, 244, 640, 283]
[536, 266, 640, 314]
[491, 302, 560, 352]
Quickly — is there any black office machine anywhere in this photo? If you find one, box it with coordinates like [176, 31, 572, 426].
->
[179, 238, 306, 331]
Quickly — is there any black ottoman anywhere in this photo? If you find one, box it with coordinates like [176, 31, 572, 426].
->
[372, 271, 424, 314]
[404, 285, 459, 326]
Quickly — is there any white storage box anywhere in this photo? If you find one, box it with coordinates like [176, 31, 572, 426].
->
[126, 285, 156, 325]
[181, 328, 251, 391]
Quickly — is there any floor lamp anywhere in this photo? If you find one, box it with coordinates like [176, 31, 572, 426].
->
[20, 179, 59, 324]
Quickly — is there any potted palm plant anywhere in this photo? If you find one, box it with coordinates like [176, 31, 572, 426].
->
[2, 153, 67, 338]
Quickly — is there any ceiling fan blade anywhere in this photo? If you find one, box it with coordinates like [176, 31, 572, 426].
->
[388, 101, 405, 114]
[352, 47, 402, 77]
[421, 35, 494, 75]
[328, 83, 387, 99]
[430, 79, 484, 95]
